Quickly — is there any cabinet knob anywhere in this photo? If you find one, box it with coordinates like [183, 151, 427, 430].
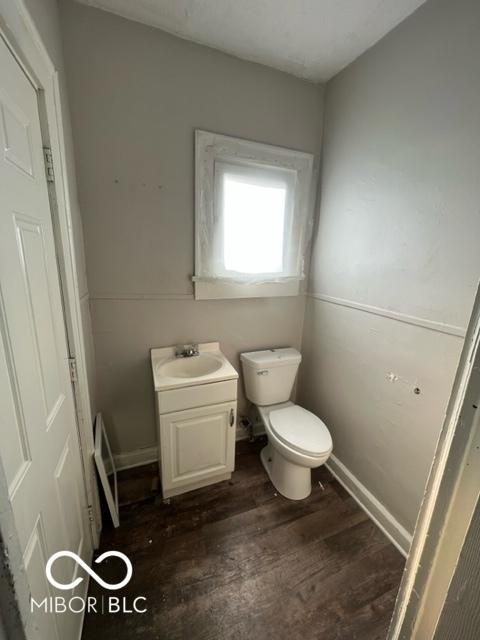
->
[229, 408, 235, 427]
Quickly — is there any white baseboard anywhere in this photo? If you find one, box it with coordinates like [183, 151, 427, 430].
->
[113, 446, 158, 471]
[327, 454, 412, 557]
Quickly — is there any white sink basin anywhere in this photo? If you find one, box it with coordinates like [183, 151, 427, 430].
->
[151, 342, 238, 391]
[158, 353, 223, 379]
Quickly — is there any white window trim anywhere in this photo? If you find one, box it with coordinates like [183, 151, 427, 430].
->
[194, 130, 315, 300]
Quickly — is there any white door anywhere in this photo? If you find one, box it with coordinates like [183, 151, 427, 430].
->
[0, 37, 93, 639]
[160, 401, 236, 496]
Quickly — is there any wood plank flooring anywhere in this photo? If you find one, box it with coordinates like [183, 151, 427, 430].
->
[82, 439, 404, 640]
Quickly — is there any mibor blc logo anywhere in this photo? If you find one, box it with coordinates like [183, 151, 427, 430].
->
[46, 551, 133, 591]
[31, 551, 147, 615]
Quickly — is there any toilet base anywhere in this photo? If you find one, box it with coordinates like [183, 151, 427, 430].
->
[260, 443, 312, 500]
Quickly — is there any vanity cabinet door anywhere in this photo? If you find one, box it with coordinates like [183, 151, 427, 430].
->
[160, 401, 236, 495]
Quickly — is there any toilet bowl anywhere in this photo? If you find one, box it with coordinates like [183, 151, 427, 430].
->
[240, 348, 333, 500]
[258, 402, 332, 500]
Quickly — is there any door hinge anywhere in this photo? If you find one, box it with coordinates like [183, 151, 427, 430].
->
[87, 505, 95, 523]
[43, 146, 55, 183]
[68, 357, 78, 383]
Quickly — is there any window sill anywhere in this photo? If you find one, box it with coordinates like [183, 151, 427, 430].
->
[194, 279, 301, 300]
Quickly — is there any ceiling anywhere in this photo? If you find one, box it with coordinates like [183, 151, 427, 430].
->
[76, 0, 427, 82]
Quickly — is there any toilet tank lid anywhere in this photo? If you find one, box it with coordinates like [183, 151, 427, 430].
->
[240, 348, 301, 370]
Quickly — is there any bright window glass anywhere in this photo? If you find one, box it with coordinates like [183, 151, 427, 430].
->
[222, 174, 286, 274]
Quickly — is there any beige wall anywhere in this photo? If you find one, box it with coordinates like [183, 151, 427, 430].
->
[23, 0, 64, 71]
[299, 0, 480, 534]
[59, 0, 324, 454]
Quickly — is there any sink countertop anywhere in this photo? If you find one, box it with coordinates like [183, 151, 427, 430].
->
[151, 341, 238, 391]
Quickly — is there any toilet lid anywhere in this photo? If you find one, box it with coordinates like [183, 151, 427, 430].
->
[269, 405, 332, 457]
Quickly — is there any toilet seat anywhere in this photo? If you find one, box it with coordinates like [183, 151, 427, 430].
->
[269, 405, 332, 457]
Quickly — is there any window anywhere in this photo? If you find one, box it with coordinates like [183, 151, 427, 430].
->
[194, 130, 314, 300]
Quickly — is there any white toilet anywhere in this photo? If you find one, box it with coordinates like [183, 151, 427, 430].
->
[240, 348, 332, 500]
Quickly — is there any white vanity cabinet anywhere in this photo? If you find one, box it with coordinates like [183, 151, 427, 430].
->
[151, 342, 239, 499]
[159, 400, 236, 497]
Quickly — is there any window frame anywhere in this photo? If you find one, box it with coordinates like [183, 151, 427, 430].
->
[194, 130, 315, 300]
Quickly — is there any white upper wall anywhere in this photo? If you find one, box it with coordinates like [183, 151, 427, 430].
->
[60, 0, 323, 453]
[75, 0, 426, 81]
[310, 0, 480, 330]
[61, 0, 323, 299]
[300, 0, 480, 536]
[23, 0, 64, 68]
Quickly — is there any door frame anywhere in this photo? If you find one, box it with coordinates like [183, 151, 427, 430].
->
[388, 283, 480, 638]
[0, 0, 100, 556]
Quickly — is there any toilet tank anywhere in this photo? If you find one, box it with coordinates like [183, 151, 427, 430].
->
[240, 348, 302, 406]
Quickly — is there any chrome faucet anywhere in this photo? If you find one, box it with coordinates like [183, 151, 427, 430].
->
[175, 343, 199, 358]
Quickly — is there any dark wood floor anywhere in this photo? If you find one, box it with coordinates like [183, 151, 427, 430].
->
[82, 440, 404, 640]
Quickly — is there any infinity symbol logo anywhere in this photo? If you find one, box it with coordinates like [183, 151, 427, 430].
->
[46, 551, 133, 591]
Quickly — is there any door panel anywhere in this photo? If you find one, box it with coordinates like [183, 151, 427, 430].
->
[0, 36, 93, 639]
[15, 215, 63, 418]
[0, 92, 34, 176]
[0, 304, 31, 494]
